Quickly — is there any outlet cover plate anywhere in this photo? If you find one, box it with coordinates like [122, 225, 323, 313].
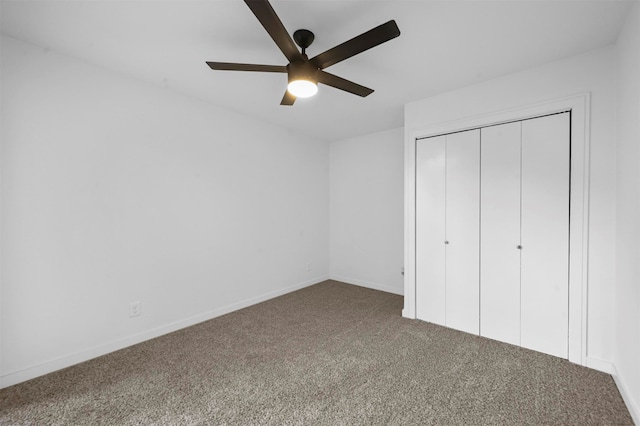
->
[129, 301, 141, 317]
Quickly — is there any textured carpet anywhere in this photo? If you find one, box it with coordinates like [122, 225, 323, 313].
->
[0, 280, 633, 425]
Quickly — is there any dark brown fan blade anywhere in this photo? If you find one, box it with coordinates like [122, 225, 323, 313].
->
[244, 0, 302, 63]
[317, 71, 374, 97]
[206, 62, 287, 73]
[280, 90, 296, 105]
[310, 20, 400, 70]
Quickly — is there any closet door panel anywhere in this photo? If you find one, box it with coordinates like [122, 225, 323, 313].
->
[480, 122, 522, 346]
[416, 136, 446, 325]
[520, 113, 570, 358]
[445, 130, 480, 334]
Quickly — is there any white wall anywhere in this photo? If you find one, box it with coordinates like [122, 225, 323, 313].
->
[0, 36, 330, 387]
[405, 46, 617, 369]
[329, 128, 404, 295]
[614, 1, 640, 422]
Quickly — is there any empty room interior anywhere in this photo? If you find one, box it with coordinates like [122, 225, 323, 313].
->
[1, 0, 639, 424]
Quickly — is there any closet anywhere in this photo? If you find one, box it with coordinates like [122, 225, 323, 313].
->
[415, 112, 570, 359]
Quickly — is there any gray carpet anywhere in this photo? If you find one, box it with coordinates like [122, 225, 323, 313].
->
[0, 280, 633, 425]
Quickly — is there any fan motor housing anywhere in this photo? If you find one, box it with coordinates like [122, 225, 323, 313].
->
[287, 60, 318, 84]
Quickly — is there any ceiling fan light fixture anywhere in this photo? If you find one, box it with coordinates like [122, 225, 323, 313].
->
[286, 60, 319, 98]
[287, 79, 318, 98]
[205, 0, 401, 106]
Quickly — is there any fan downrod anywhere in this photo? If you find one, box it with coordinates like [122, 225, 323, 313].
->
[293, 29, 315, 54]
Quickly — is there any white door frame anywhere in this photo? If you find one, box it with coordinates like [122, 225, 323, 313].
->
[404, 93, 590, 366]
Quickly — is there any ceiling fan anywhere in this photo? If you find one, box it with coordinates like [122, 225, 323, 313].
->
[206, 0, 400, 105]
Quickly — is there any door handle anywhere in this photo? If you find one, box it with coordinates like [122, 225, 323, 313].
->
[517, 245, 522, 250]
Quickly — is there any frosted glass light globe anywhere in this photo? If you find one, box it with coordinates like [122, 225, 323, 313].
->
[287, 80, 318, 98]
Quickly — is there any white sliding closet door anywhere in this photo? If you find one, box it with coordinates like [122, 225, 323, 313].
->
[416, 131, 479, 333]
[445, 130, 480, 334]
[480, 122, 522, 346]
[416, 113, 569, 358]
[520, 113, 570, 358]
[416, 136, 446, 325]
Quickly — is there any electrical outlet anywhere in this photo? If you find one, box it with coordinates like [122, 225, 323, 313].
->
[129, 301, 141, 318]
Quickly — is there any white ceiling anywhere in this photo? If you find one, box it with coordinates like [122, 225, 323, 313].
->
[0, 0, 634, 141]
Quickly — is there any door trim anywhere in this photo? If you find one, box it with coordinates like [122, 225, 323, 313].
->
[404, 93, 590, 366]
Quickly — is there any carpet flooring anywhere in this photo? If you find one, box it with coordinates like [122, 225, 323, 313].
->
[0, 280, 633, 425]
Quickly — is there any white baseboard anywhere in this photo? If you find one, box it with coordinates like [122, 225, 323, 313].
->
[0, 275, 329, 389]
[402, 308, 413, 319]
[612, 363, 640, 425]
[585, 356, 614, 374]
[329, 275, 404, 296]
